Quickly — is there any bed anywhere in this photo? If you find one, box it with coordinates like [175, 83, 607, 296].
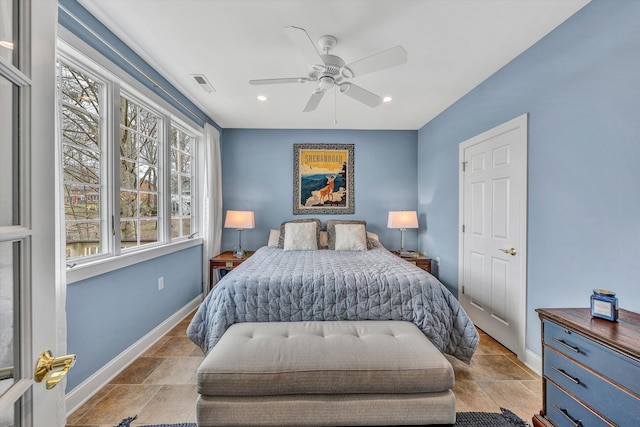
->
[188, 220, 478, 425]
[187, 220, 479, 363]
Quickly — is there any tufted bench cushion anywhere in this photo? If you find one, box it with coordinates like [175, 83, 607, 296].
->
[196, 321, 456, 426]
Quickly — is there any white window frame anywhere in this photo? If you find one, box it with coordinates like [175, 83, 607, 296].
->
[116, 90, 166, 253]
[169, 121, 197, 240]
[57, 32, 203, 284]
[57, 56, 111, 264]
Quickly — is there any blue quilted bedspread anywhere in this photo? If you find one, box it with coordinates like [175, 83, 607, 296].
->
[187, 245, 479, 363]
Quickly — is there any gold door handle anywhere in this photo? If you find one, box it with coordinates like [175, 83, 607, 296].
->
[499, 247, 517, 256]
[34, 350, 76, 390]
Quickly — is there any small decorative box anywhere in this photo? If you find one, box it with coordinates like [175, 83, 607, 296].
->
[590, 289, 618, 322]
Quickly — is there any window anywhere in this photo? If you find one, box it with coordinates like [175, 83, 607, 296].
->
[170, 125, 193, 238]
[0, 74, 18, 226]
[58, 61, 105, 260]
[119, 96, 161, 249]
[56, 50, 200, 270]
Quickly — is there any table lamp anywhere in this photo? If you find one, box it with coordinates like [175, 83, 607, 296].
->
[387, 211, 418, 256]
[224, 210, 255, 258]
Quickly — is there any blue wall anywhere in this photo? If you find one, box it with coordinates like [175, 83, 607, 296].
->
[221, 129, 419, 251]
[417, 0, 640, 355]
[66, 245, 203, 391]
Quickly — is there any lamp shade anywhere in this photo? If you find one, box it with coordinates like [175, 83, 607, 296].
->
[224, 210, 255, 229]
[387, 211, 418, 229]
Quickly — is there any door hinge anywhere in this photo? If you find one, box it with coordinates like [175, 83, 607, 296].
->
[462, 161, 468, 172]
[462, 285, 465, 294]
[462, 224, 465, 233]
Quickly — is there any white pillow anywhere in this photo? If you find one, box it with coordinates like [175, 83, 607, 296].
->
[366, 231, 380, 242]
[366, 231, 381, 248]
[334, 223, 367, 251]
[267, 229, 280, 247]
[283, 222, 318, 251]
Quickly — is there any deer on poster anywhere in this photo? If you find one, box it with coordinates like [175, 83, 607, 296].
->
[319, 175, 338, 203]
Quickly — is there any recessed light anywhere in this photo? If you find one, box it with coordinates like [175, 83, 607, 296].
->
[257, 95, 267, 101]
[0, 40, 14, 50]
[383, 96, 393, 103]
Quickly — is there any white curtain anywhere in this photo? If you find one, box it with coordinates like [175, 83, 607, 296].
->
[201, 123, 222, 293]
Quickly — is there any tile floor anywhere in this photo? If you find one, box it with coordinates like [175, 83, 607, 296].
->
[66, 313, 541, 427]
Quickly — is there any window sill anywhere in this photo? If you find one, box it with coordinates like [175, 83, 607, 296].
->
[66, 238, 203, 284]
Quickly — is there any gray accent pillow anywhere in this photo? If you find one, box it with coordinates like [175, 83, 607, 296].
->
[278, 218, 322, 249]
[327, 219, 372, 250]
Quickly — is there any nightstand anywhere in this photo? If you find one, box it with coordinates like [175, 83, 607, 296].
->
[209, 251, 254, 290]
[391, 251, 432, 274]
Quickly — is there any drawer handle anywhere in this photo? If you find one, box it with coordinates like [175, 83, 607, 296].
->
[553, 338, 580, 353]
[551, 366, 580, 384]
[553, 405, 582, 427]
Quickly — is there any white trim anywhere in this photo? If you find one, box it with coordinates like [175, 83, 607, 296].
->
[0, 379, 33, 410]
[66, 238, 203, 283]
[30, 0, 65, 422]
[525, 348, 542, 376]
[0, 57, 32, 86]
[64, 296, 203, 415]
[0, 226, 33, 242]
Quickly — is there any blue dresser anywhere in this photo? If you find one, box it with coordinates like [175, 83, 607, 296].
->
[534, 308, 640, 427]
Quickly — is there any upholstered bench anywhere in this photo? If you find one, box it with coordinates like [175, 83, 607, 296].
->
[196, 321, 456, 426]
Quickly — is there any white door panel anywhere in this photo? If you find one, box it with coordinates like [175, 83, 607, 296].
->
[0, 1, 65, 425]
[459, 114, 528, 359]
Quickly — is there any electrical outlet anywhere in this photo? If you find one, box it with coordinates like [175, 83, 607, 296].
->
[158, 277, 164, 291]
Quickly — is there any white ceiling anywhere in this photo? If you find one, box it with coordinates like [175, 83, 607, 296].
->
[78, 0, 590, 130]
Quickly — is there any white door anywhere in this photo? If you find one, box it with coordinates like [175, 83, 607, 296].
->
[458, 114, 528, 359]
[0, 0, 68, 425]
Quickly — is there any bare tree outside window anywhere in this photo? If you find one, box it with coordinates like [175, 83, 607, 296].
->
[119, 97, 160, 248]
[58, 61, 103, 260]
[57, 55, 199, 265]
[170, 126, 193, 238]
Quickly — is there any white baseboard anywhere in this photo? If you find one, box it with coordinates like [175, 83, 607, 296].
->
[524, 348, 542, 376]
[65, 295, 203, 415]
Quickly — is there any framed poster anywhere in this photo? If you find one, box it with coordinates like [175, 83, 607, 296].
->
[293, 143, 354, 214]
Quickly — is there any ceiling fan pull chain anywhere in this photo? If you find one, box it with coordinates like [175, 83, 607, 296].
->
[334, 85, 338, 125]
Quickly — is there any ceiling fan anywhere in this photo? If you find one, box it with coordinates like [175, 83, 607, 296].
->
[249, 26, 407, 112]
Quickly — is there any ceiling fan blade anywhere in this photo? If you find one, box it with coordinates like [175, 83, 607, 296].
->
[249, 77, 309, 85]
[339, 83, 382, 108]
[342, 45, 407, 78]
[284, 26, 324, 66]
[303, 90, 325, 112]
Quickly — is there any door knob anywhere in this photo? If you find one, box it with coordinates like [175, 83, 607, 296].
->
[34, 350, 76, 389]
[499, 247, 517, 256]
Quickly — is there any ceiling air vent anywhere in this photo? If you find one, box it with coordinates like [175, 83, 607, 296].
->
[191, 74, 215, 93]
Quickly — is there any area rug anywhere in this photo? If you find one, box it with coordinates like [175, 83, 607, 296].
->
[115, 408, 530, 427]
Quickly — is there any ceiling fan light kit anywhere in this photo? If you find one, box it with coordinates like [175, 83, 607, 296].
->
[318, 76, 334, 90]
[249, 26, 407, 113]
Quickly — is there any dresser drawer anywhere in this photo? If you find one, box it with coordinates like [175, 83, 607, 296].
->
[545, 347, 640, 425]
[544, 320, 640, 396]
[546, 380, 611, 427]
